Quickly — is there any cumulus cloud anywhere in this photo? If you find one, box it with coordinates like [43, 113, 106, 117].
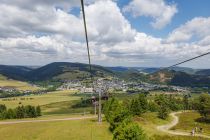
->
[0, 0, 210, 67]
[85, 0, 136, 44]
[123, 0, 177, 29]
[167, 17, 210, 43]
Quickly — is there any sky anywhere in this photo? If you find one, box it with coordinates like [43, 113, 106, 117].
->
[0, 0, 210, 68]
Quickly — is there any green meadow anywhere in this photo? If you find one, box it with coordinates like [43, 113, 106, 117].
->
[0, 76, 40, 91]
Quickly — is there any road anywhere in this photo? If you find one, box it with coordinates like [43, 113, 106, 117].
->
[0, 116, 97, 125]
[157, 111, 210, 139]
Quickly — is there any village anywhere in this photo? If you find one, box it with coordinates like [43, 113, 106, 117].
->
[57, 78, 188, 94]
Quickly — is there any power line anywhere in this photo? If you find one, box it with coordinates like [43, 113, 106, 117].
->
[159, 51, 210, 72]
[80, 0, 92, 73]
[80, 0, 102, 123]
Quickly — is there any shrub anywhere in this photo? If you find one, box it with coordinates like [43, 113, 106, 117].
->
[113, 122, 146, 140]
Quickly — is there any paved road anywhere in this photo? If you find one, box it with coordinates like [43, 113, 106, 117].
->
[157, 112, 210, 139]
[0, 116, 97, 125]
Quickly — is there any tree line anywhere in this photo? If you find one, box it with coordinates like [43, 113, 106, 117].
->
[104, 97, 147, 140]
[0, 104, 41, 119]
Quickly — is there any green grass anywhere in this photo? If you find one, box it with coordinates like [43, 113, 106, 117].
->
[172, 111, 210, 136]
[41, 100, 93, 115]
[0, 79, 40, 91]
[0, 118, 112, 140]
[0, 90, 80, 108]
[135, 112, 172, 137]
[152, 135, 208, 140]
[0, 74, 7, 80]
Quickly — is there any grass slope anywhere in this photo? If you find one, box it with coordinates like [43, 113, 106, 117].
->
[172, 112, 210, 136]
[0, 119, 112, 140]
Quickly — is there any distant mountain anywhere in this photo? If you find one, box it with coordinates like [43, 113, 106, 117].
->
[107, 67, 130, 72]
[107, 66, 198, 74]
[149, 70, 210, 87]
[0, 62, 114, 81]
[140, 68, 160, 73]
[0, 62, 210, 87]
[168, 67, 198, 75]
[0, 65, 32, 80]
[26, 62, 114, 81]
[195, 69, 210, 76]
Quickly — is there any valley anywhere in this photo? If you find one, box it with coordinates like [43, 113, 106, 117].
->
[0, 62, 210, 140]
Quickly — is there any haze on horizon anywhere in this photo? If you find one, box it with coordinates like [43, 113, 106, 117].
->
[0, 0, 210, 68]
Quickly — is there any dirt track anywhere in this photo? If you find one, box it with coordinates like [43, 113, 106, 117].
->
[157, 112, 210, 139]
[0, 116, 97, 125]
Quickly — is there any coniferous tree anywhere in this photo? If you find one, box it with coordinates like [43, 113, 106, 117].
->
[36, 106, 41, 116]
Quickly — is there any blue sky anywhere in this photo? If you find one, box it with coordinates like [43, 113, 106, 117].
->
[119, 0, 210, 38]
[0, 0, 210, 68]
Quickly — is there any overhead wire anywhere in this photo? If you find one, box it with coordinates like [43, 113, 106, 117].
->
[158, 51, 210, 72]
[80, 0, 92, 76]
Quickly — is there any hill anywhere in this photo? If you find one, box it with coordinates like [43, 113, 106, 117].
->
[149, 70, 210, 87]
[149, 70, 174, 84]
[0, 62, 114, 81]
[0, 65, 32, 80]
[195, 69, 210, 76]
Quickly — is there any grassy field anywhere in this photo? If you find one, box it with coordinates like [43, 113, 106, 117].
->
[0, 90, 79, 108]
[41, 100, 93, 115]
[0, 90, 94, 115]
[0, 78, 40, 91]
[172, 111, 210, 136]
[0, 118, 112, 140]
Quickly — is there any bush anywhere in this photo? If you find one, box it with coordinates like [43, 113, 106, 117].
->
[148, 101, 158, 112]
[0, 104, 6, 113]
[36, 106, 41, 116]
[15, 106, 25, 119]
[25, 105, 37, 118]
[104, 98, 147, 139]
[158, 104, 169, 120]
[130, 94, 148, 116]
[113, 122, 146, 140]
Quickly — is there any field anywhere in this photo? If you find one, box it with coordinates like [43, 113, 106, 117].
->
[0, 90, 78, 107]
[0, 77, 40, 91]
[172, 111, 210, 136]
[0, 118, 112, 140]
[0, 90, 94, 115]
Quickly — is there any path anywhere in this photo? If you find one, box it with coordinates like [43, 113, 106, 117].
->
[157, 111, 210, 139]
[0, 116, 97, 125]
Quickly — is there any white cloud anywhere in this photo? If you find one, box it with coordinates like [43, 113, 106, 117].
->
[85, 0, 136, 44]
[167, 17, 210, 43]
[123, 0, 177, 29]
[0, 0, 210, 67]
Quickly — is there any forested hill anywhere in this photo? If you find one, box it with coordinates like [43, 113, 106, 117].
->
[0, 62, 210, 87]
[0, 62, 114, 81]
[150, 70, 210, 87]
